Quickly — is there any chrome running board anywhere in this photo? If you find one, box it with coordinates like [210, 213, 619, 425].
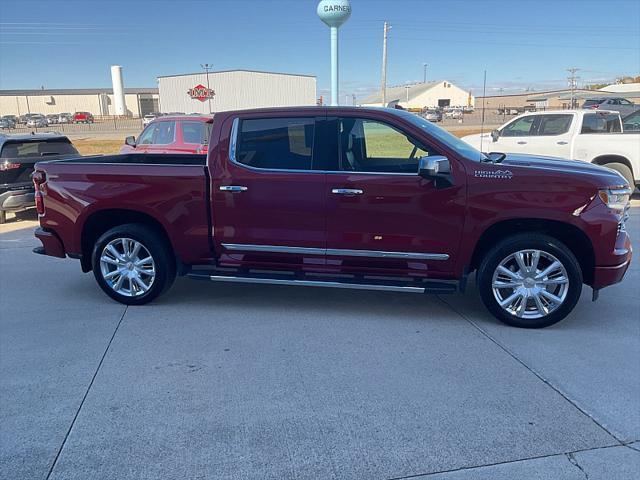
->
[187, 270, 458, 294]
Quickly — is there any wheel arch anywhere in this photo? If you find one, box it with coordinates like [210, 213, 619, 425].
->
[470, 218, 595, 285]
[592, 155, 634, 182]
[80, 208, 184, 274]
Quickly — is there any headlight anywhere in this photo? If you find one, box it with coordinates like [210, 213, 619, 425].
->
[598, 187, 632, 211]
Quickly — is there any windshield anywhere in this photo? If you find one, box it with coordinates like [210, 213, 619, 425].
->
[390, 108, 486, 161]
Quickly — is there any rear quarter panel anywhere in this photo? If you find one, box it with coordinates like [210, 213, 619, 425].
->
[38, 162, 211, 264]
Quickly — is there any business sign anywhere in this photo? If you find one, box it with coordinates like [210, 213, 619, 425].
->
[188, 84, 215, 102]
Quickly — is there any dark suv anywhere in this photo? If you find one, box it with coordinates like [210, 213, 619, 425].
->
[0, 133, 79, 223]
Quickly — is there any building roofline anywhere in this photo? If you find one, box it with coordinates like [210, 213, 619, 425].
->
[0, 88, 158, 96]
[157, 69, 316, 79]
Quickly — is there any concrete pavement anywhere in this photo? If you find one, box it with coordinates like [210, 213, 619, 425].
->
[1, 204, 638, 479]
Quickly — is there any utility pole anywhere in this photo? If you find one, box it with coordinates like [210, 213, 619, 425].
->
[423, 63, 428, 83]
[567, 67, 580, 109]
[352, 94, 356, 106]
[405, 85, 410, 105]
[201, 63, 214, 114]
[381, 21, 389, 107]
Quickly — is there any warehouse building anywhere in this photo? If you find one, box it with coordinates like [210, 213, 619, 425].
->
[157, 69, 317, 114]
[360, 81, 474, 110]
[475, 87, 640, 111]
[0, 88, 159, 117]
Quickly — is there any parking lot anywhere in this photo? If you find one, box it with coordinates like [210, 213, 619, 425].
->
[0, 198, 637, 480]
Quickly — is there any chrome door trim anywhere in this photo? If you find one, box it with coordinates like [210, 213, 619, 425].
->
[221, 243, 449, 260]
[204, 275, 426, 293]
[326, 248, 449, 260]
[222, 243, 326, 256]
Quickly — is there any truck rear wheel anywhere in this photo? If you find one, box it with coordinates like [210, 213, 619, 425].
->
[91, 223, 176, 305]
[477, 234, 582, 328]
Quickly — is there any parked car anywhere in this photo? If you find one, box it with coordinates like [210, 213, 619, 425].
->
[423, 110, 442, 122]
[120, 115, 212, 155]
[58, 113, 73, 124]
[461, 110, 640, 188]
[0, 118, 16, 130]
[142, 112, 162, 126]
[46, 114, 59, 125]
[2, 115, 18, 125]
[26, 115, 48, 128]
[33, 107, 632, 328]
[73, 111, 94, 124]
[622, 109, 640, 132]
[582, 97, 636, 117]
[445, 109, 463, 120]
[0, 132, 78, 224]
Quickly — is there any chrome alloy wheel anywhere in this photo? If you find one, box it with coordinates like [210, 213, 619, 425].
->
[491, 249, 569, 319]
[99, 238, 156, 297]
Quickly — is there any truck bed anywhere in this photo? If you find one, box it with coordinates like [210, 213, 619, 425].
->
[35, 153, 212, 265]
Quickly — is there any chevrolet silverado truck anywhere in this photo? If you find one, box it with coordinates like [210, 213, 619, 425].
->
[462, 109, 640, 189]
[32, 107, 633, 328]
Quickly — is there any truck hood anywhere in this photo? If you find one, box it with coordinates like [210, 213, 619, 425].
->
[496, 153, 627, 187]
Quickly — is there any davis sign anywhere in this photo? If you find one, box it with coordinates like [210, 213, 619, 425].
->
[188, 84, 215, 102]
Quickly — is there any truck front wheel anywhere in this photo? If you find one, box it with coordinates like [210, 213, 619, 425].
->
[91, 223, 176, 305]
[477, 234, 582, 328]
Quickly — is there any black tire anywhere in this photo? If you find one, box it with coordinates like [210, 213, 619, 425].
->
[477, 234, 583, 328]
[91, 223, 176, 305]
[604, 162, 634, 190]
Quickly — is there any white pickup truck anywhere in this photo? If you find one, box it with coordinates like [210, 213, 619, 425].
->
[462, 110, 640, 188]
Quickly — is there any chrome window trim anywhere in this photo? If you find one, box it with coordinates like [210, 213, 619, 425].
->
[227, 116, 420, 176]
[222, 243, 449, 260]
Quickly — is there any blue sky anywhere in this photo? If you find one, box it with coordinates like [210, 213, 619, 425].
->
[1, 0, 639, 100]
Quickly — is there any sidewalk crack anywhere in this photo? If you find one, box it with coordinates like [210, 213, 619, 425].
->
[566, 452, 589, 479]
[44, 305, 128, 480]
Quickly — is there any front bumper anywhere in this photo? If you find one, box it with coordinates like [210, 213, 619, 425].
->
[0, 188, 35, 212]
[34, 227, 66, 258]
[592, 230, 632, 290]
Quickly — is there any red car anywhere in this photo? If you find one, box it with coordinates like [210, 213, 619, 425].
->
[73, 111, 94, 124]
[33, 107, 632, 328]
[121, 115, 212, 154]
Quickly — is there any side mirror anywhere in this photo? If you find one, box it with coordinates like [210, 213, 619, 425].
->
[491, 129, 500, 142]
[418, 155, 450, 178]
[125, 136, 136, 147]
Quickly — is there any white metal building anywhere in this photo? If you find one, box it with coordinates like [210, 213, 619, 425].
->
[360, 81, 474, 110]
[157, 69, 317, 114]
[0, 88, 159, 117]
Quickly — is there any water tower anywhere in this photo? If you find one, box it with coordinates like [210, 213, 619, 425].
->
[317, 0, 351, 106]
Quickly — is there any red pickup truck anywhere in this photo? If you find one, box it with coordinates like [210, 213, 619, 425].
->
[32, 107, 632, 328]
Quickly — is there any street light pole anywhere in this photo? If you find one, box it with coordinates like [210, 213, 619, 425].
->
[423, 63, 428, 83]
[200, 63, 214, 114]
[405, 85, 410, 106]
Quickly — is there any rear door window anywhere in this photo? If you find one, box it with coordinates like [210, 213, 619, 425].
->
[581, 113, 622, 133]
[181, 121, 210, 144]
[537, 115, 573, 136]
[500, 116, 536, 137]
[235, 117, 315, 170]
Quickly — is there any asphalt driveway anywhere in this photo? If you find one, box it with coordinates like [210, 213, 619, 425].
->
[1, 203, 639, 480]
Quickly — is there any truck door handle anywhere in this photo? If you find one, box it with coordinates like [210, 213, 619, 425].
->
[219, 185, 247, 193]
[331, 188, 364, 196]
[557, 141, 568, 145]
[517, 141, 527, 145]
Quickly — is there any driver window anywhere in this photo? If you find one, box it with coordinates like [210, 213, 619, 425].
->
[339, 118, 435, 173]
[501, 116, 535, 137]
